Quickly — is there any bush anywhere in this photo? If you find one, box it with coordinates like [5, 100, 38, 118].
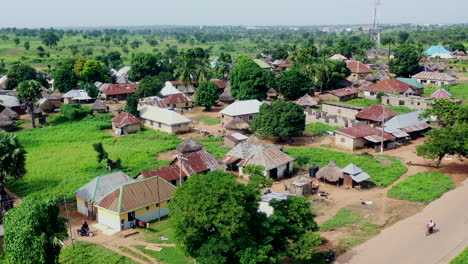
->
[47, 114, 69, 125]
[388, 171, 455, 203]
[450, 248, 468, 264]
[60, 104, 93, 120]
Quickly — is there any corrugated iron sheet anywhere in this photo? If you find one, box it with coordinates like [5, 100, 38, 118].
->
[402, 123, 430, 133]
[176, 150, 221, 175]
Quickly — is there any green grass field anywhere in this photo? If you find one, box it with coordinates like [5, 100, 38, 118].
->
[195, 116, 221, 125]
[134, 245, 195, 264]
[284, 147, 407, 187]
[195, 136, 230, 159]
[320, 209, 362, 231]
[387, 171, 455, 203]
[422, 83, 468, 100]
[305, 123, 342, 136]
[7, 115, 181, 198]
[60, 241, 138, 264]
[450, 248, 468, 264]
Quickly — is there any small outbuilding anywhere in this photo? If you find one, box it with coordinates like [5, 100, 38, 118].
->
[177, 137, 203, 154]
[0, 114, 14, 132]
[91, 100, 109, 113]
[224, 132, 248, 148]
[111, 112, 141, 135]
[0, 107, 19, 120]
[289, 177, 319, 196]
[267, 88, 278, 101]
[224, 118, 250, 134]
[341, 163, 371, 188]
[218, 90, 235, 104]
[294, 94, 318, 110]
[316, 161, 343, 185]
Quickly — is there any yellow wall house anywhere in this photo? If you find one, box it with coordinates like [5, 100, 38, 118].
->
[94, 176, 176, 231]
[75, 171, 134, 220]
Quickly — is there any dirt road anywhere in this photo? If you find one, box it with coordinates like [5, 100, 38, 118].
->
[336, 178, 468, 264]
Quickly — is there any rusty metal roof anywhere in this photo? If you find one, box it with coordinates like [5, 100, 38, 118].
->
[336, 125, 395, 140]
[238, 148, 295, 170]
[431, 88, 452, 99]
[164, 93, 193, 105]
[346, 60, 372, 73]
[172, 150, 221, 175]
[412, 72, 456, 82]
[295, 94, 318, 107]
[329, 88, 359, 97]
[96, 176, 175, 214]
[210, 79, 227, 89]
[364, 79, 420, 93]
[102, 83, 137, 96]
[401, 123, 430, 133]
[139, 165, 188, 182]
[355, 104, 397, 122]
[111, 112, 141, 127]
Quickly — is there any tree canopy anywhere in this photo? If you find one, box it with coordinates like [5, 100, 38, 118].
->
[251, 100, 306, 138]
[390, 43, 420, 77]
[79, 60, 109, 83]
[169, 171, 320, 264]
[17, 80, 43, 128]
[4, 196, 68, 264]
[195, 81, 219, 110]
[6, 64, 38, 89]
[53, 61, 78, 93]
[40, 30, 61, 48]
[275, 70, 311, 100]
[128, 52, 162, 81]
[230, 55, 273, 100]
[420, 99, 468, 128]
[125, 94, 139, 117]
[135, 75, 164, 98]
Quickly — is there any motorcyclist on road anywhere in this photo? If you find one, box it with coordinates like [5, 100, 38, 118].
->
[427, 220, 435, 233]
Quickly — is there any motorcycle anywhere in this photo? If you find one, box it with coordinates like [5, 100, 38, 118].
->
[426, 223, 436, 236]
[325, 249, 336, 263]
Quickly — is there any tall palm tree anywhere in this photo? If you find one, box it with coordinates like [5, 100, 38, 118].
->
[17, 80, 42, 128]
[194, 58, 210, 82]
[175, 57, 195, 86]
[214, 53, 233, 81]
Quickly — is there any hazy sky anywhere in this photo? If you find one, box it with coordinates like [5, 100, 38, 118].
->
[1, 0, 467, 28]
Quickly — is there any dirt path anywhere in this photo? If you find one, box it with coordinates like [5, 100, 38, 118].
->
[336, 178, 468, 264]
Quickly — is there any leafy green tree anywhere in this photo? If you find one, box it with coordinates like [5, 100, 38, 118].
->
[417, 124, 468, 167]
[420, 99, 468, 128]
[128, 52, 162, 81]
[450, 42, 465, 52]
[69, 45, 79, 56]
[4, 196, 68, 264]
[390, 44, 420, 77]
[53, 63, 78, 93]
[13, 37, 20, 46]
[135, 76, 164, 98]
[195, 81, 219, 110]
[334, 38, 353, 58]
[60, 104, 93, 120]
[230, 55, 273, 100]
[79, 60, 108, 83]
[105, 51, 123, 69]
[314, 60, 351, 91]
[0, 131, 26, 221]
[381, 36, 395, 61]
[125, 94, 139, 116]
[214, 53, 233, 81]
[23, 41, 30, 51]
[251, 100, 306, 139]
[169, 171, 321, 264]
[276, 70, 311, 100]
[130, 40, 141, 49]
[6, 63, 37, 89]
[40, 30, 61, 48]
[83, 83, 99, 98]
[243, 165, 273, 190]
[398, 31, 410, 43]
[17, 80, 43, 128]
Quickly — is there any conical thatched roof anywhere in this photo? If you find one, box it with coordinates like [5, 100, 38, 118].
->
[218, 90, 235, 103]
[267, 88, 277, 94]
[246, 135, 262, 145]
[225, 118, 250, 130]
[92, 100, 108, 111]
[380, 75, 390, 81]
[316, 161, 343, 182]
[447, 70, 457, 78]
[364, 74, 375, 82]
[177, 137, 203, 153]
[0, 114, 14, 128]
[0, 107, 19, 120]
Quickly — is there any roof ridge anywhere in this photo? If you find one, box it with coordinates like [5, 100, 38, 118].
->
[117, 185, 124, 214]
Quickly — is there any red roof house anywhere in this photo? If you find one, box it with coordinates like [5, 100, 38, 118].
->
[163, 93, 193, 109]
[363, 79, 423, 98]
[430, 88, 452, 99]
[170, 149, 223, 176]
[320, 88, 359, 102]
[111, 112, 141, 134]
[138, 164, 188, 186]
[335, 125, 395, 151]
[101, 83, 137, 100]
[210, 79, 227, 89]
[355, 104, 397, 124]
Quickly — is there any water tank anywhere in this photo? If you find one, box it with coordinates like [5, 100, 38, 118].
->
[309, 165, 319, 178]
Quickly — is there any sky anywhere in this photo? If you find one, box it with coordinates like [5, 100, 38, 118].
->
[1, 0, 467, 28]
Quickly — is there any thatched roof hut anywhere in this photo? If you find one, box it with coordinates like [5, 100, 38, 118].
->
[316, 161, 343, 183]
[177, 137, 203, 154]
[92, 100, 109, 113]
[0, 107, 19, 120]
[219, 90, 235, 103]
[364, 74, 375, 82]
[0, 114, 14, 131]
[225, 118, 250, 131]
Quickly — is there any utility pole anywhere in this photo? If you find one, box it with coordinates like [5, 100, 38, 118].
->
[380, 105, 385, 155]
[157, 176, 161, 222]
[174, 155, 188, 187]
[63, 193, 75, 249]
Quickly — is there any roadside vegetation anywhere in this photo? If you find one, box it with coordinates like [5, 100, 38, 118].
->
[388, 172, 455, 203]
[60, 242, 138, 264]
[450, 247, 468, 264]
[285, 147, 407, 187]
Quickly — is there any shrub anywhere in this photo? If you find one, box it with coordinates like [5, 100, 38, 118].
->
[388, 171, 455, 203]
[48, 114, 69, 125]
[60, 104, 93, 120]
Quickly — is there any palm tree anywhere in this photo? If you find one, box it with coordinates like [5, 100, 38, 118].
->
[214, 53, 233, 81]
[17, 80, 42, 128]
[175, 57, 195, 86]
[194, 58, 210, 82]
[0, 131, 26, 222]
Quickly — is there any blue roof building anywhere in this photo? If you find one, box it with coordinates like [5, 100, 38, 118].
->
[424, 45, 452, 56]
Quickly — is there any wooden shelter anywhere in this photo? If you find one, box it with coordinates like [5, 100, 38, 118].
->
[289, 177, 319, 196]
[316, 161, 343, 184]
[177, 137, 203, 154]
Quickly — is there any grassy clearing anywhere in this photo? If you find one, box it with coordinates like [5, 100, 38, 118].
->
[134, 245, 195, 264]
[195, 116, 221, 125]
[388, 172, 455, 203]
[330, 99, 415, 114]
[450, 248, 468, 264]
[60, 241, 138, 264]
[320, 209, 362, 231]
[284, 147, 407, 187]
[423, 83, 468, 100]
[8, 115, 181, 198]
[196, 136, 230, 159]
[118, 246, 151, 263]
[305, 123, 342, 136]
[139, 217, 176, 244]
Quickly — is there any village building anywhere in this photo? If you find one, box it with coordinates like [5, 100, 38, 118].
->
[74, 171, 134, 219]
[411, 72, 457, 87]
[210, 79, 227, 91]
[224, 133, 248, 148]
[430, 88, 452, 99]
[346, 60, 372, 80]
[238, 147, 295, 180]
[37, 98, 57, 113]
[329, 54, 348, 61]
[139, 105, 192, 134]
[101, 83, 137, 101]
[362, 79, 423, 99]
[294, 94, 318, 110]
[138, 97, 169, 109]
[289, 177, 319, 196]
[111, 112, 141, 135]
[177, 137, 204, 154]
[253, 59, 272, 70]
[62, 89, 93, 104]
[384, 111, 430, 141]
[165, 81, 195, 94]
[396, 78, 425, 89]
[94, 176, 176, 231]
[271, 60, 291, 72]
[322, 102, 364, 119]
[224, 118, 250, 134]
[220, 100, 262, 125]
[113, 66, 131, 84]
[316, 161, 343, 185]
[0, 95, 25, 115]
[170, 149, 224, 176]
[218, 89, 235, 104]
[259, 192, 296, 217]
[341, 163, 371, 188]
[355, 104, 397, 127]
[0, 107, 19, 120]
[424, 45, 452, 57]
[163, 93, 194, 109]
[160, 85, 183, 97]
[267, 88, 278, 101]
[381, 94, 433, 111]
[319, 88, 359, 102]
[0, 114, 14, 132]
[334, 125, 395, 151]
[137, 165, 188, 187]
[91, 100, 109, 113]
